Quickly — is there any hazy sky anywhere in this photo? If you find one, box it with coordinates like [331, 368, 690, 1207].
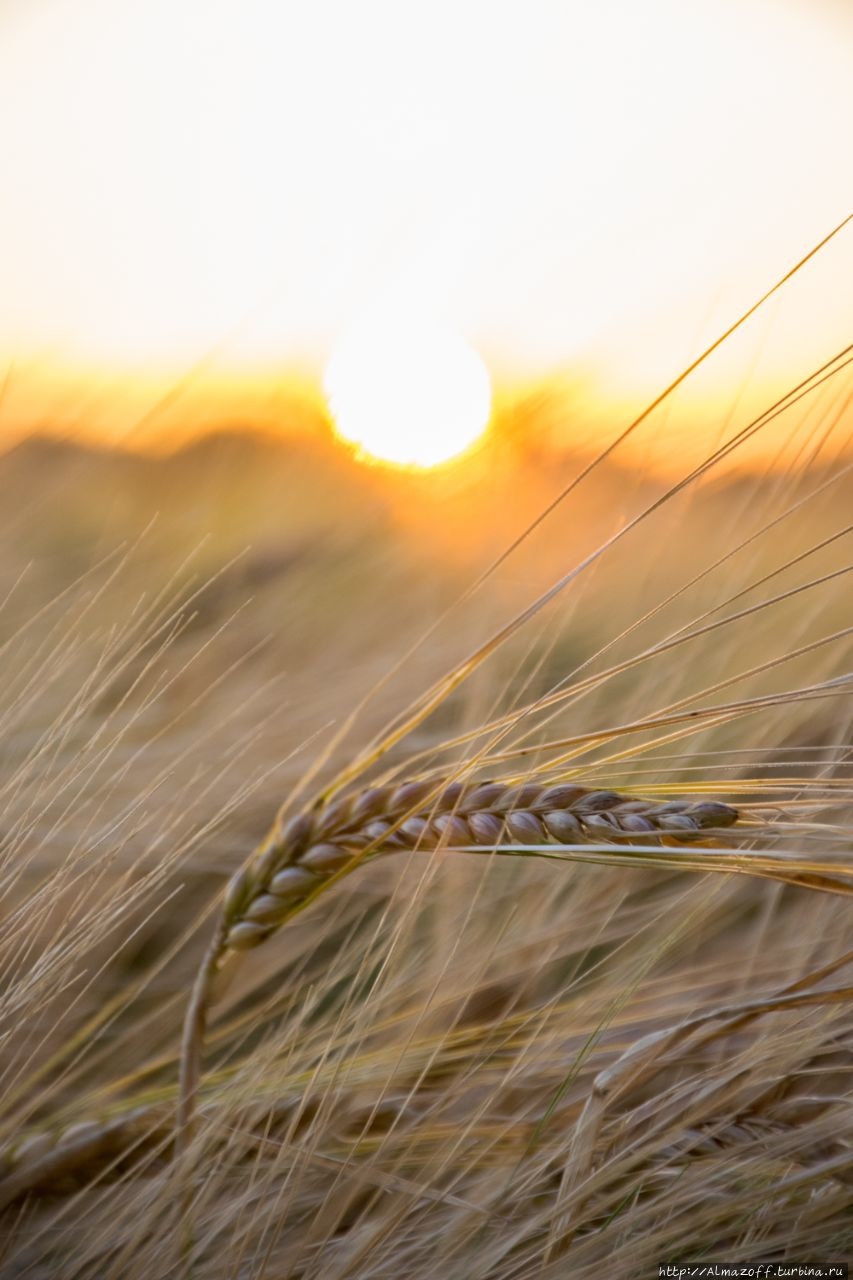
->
[1, 0, 852, 434]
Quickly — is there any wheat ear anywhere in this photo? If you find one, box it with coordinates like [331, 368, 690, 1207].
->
[0, 1104, 174, 1212]
[176, 778, 738, 1153]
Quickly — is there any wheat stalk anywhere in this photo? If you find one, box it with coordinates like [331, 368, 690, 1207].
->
[175, 779, 739, 1159]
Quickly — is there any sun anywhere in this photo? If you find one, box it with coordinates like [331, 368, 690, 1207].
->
[323, 316, 492, 468]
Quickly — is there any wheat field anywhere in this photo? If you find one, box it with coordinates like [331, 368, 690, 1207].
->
[0, 261, 852, 1278]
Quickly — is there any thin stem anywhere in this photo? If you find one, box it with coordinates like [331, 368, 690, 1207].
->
[176, 918, 227, 1161]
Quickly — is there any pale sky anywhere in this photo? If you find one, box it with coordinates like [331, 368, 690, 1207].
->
[0, 0, 851, 442]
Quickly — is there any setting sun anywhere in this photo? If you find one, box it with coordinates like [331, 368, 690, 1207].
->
[0, 1, 851, 450]
[323, 316, 492, 468]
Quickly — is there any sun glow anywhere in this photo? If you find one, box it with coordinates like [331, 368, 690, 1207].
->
[323, 317, 492, 468]
[0, 1, 851, 452]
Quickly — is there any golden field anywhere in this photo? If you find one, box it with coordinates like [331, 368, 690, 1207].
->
[0, 380, 851, 1276]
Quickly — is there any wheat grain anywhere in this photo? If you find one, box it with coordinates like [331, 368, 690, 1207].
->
[220, 780, 738, 953]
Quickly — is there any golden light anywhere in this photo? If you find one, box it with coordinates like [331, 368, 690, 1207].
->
[323, 316, 492, 468]
[0, 1, 851, 453]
